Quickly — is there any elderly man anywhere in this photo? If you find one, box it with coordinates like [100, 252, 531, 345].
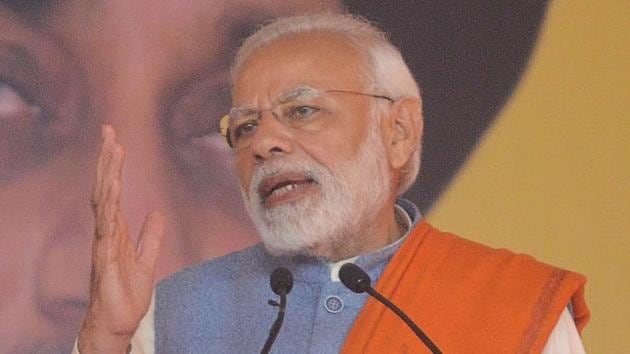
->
[75, 13, 588, 353]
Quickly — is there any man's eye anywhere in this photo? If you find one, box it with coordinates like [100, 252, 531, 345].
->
[0, 41, 87, 182]
[287, 105, 319, 120]
[0, 82, 37, 116]
[0, 81, 45, 179]
[233, 120, 258, 140]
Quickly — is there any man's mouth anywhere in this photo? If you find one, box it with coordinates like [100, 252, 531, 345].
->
[258, 173, 317, 207]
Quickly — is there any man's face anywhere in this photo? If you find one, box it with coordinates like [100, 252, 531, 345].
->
[0, 1, 341, 353]
[232, 33, 394, 259]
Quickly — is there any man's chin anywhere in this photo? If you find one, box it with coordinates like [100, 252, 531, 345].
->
[258, 221, 324, 258]
[257, 199, 318, 226]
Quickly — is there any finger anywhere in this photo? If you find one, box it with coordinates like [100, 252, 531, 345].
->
[136, 211, 165, 271]
[113, 210, 131, 261]
[91, 210, 117, 278]
[99, 210, 129, 258]
[95, 163, 121, 238]
[97, 144, 125, 237]
[102, 144, 124, 211]
[106, 144, 125, 190]
[93, 126, 116, 205]
[94, 125, 115, 199]
[100, 179, 121, 239]
[100, 143, 124, 207]
[94, 151, 111, 209]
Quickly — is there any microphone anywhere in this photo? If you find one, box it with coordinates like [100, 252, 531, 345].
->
[260, 267, 293, 354]
[339, 263, 442, 354]
[270, 267, 293, 296]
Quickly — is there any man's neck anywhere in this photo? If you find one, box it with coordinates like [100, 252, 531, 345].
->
[314, 202, 405, 262]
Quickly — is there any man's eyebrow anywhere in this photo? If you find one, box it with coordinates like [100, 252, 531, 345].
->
[230, 86, 322, 115]
[229, 105, 256, 117]
[0, 42, 43, 102]
[1, 0, 57, 15]
[276, 86, 321, 103]
[0, 42, 40, 77]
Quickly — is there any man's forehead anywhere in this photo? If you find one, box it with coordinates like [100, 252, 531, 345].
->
[233, 33, 368, 106]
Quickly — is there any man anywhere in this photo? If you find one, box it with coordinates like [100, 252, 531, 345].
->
[75, 13, 589, 353]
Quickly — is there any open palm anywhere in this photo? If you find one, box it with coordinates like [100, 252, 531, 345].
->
[79, 126, 164, 353]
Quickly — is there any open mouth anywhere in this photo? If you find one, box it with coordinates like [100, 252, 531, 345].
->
[258, 173, 318, 206]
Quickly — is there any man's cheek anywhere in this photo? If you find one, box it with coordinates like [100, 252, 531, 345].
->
[234, 157, 254, 193]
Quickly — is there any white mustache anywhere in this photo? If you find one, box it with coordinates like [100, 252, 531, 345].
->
[249, 159, 326, 200]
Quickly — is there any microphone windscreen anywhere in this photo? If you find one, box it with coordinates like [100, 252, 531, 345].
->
[270, 267, 293, 295]
[339, 263, 371, 293]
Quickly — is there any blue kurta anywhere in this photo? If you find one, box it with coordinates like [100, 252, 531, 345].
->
[155, 200, 420, 353]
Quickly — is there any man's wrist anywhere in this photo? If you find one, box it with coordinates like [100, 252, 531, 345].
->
[77, 322, 133, 354]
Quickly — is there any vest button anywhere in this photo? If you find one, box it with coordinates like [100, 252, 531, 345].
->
[324, 295, 344, 313]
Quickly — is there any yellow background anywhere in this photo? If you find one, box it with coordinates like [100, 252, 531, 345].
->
[429, 1, 629, 352]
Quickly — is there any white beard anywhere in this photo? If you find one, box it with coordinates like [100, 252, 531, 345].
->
[243, 120, 392, 259]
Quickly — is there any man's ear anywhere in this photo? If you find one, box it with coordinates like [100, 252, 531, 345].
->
[383, 96, 423, 169]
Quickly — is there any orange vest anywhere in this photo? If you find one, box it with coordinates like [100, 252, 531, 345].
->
[342, 221, 589, 354]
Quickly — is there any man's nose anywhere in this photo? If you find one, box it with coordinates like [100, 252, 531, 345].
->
[35, 192, 92, 329]
[249, 112, 294, 161]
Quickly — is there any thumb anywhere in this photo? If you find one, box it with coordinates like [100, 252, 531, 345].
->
[136, 210, 165, 270]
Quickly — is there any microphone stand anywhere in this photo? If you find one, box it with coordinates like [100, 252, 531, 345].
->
[365, 287, 441, 354]
[261, 267, 292, 354]
[260, 292, 287, 354]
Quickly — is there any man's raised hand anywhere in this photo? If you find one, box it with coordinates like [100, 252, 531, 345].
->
[78, 125, 165, 353]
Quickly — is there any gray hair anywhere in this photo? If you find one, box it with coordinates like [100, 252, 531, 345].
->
[232, 13, 422, 195]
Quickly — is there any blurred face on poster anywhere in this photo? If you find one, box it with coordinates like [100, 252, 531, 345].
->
[0, 0, 341, 352]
